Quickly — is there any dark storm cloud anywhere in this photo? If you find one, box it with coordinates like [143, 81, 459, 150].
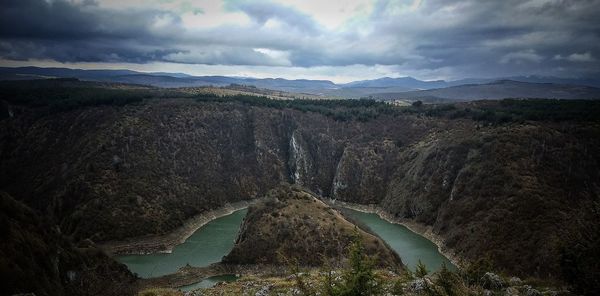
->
[0, 0, 305, 66]
[1, 0, 599, 79]
[0, 0, 183, 63]
[227, 0, 321, 34]
[362, 0, 600, 77]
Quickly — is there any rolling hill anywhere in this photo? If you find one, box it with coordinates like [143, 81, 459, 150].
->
[374, 80, 600, 101]
[3, 67, 600, 100]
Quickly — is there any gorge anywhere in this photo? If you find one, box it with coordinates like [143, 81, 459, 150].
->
[2, 0, 600, 294]
[1, 82, 599, 295]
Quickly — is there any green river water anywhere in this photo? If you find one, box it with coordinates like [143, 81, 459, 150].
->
[116, 206, 454, 286]
[342, 209, 456, 272]
[116, 209, 248, 278]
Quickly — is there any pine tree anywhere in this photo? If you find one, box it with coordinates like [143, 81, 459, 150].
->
[434, 263, 464, 296]
[415, 260, 428, 278]
[325, 228, 381, 296]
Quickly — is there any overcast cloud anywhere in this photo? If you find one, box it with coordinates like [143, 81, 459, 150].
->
[0, 0, 599, 82]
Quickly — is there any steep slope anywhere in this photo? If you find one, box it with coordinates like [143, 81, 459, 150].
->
[329, 116, 600, 282]
[0, 97, 431, 242]
[222, 184, 403, 269]
[374, 122, 600, 280]
[0, 192, 136, 296]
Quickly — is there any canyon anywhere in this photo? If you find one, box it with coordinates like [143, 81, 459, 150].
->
[1, 84, 599, 294]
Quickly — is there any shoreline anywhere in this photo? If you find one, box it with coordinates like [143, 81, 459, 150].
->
[99, 199, 262, 256]
[330, 200, 465, 269]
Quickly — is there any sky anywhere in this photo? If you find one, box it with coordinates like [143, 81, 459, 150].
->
[0, 0, 599, 83]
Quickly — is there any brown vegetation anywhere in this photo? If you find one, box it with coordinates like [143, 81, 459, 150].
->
[0, 192, 136, 296]
[222, 184, 403, 270]
[1, 80, 599, 292]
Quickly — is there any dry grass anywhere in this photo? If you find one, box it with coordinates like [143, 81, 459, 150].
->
[222, 185, 403, 269]
[137, 288, 183, 296]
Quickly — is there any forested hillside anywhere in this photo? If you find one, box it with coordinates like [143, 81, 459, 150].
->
[1, 81, 599, 293]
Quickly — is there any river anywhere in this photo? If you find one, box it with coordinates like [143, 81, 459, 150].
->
[343, 208, 456, 271]
[116, 205, 454, 281]
[116, 209, 247, 278]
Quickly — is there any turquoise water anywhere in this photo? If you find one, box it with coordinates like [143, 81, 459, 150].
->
[343, 208, 456, 272]
[179, 274, 239, 291]
[116, 206, 455, 280]
[116, 209, 247, 278]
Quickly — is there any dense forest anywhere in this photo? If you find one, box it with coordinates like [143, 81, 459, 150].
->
[2, 79, 600, 124]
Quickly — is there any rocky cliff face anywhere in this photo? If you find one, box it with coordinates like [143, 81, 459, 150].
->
[1, 97, 598, 284]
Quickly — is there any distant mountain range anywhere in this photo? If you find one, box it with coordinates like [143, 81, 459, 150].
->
[1, 66, 599, 100]
[341, 76, 448, 89]
[0, 66, 339, 92]
[343, 76, 600, 89]
[372, 80, 600, 101]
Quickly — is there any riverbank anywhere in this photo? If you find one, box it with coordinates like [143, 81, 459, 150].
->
[99, 199, 262, 255]
[329, 200, 465, 269]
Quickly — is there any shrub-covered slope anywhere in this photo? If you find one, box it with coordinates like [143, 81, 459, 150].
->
[0, 97, 431, 242]
[0, 192, 136, 296]
[375, 122, 600, 281]
[223, 184, 403, 269]
[1, 81, 599, 289]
